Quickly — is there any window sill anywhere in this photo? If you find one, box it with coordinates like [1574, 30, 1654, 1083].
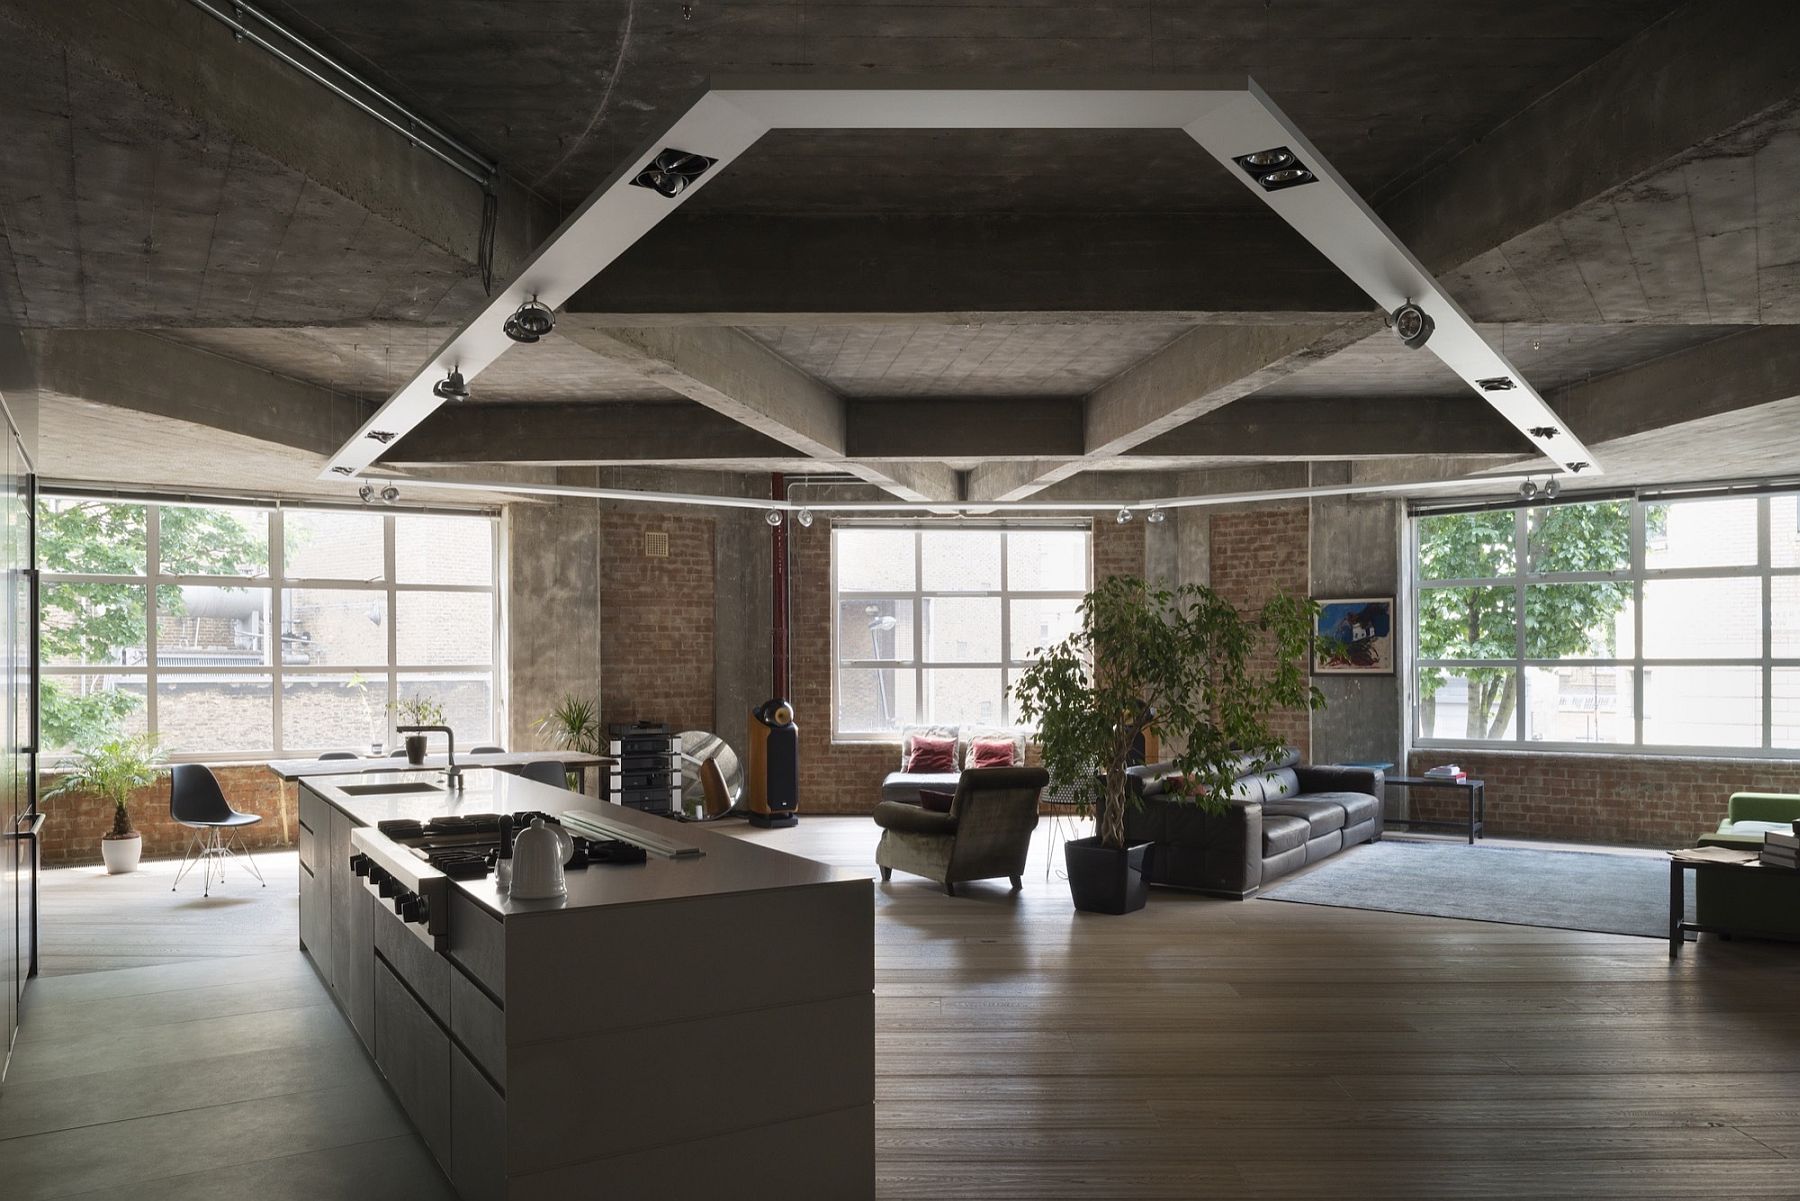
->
[1411, 743, 1800, 766]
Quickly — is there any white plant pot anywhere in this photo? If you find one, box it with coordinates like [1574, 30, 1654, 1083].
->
[101, 833, 142, 875]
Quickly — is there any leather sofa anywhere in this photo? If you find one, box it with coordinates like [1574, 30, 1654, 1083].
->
[1118, 749, 1383, 898]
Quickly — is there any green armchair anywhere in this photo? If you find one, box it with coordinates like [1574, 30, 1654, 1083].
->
[873, 767, 1048, 896]
[1696, 792, 1800, 942]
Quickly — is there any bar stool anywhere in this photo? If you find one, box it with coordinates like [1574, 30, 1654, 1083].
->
[169, 764, 267, 897]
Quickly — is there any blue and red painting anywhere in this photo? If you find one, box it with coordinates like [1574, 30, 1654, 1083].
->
[1312, 597, 1395, 675]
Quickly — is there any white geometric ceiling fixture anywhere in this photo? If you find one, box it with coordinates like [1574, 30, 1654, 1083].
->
[321, 76, 1597, 482]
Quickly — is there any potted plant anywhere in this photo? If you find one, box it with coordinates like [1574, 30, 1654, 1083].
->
[1012, 576, 1322, 914]
[535, 694, 601, 790]
[44, 733, 166, 874]
[390, 693, 446, 764]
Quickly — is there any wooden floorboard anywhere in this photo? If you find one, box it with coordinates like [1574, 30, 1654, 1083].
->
[17, 817, 1800, 1199]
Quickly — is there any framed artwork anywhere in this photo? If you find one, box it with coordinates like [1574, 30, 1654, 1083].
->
[1312, 597, 1396, 675]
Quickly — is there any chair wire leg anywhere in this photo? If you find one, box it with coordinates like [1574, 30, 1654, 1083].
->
[171, 829, 204, 892]
[223, 832, 266, 886]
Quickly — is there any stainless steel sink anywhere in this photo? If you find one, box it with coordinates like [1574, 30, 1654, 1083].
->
[337, 781, 444, 796]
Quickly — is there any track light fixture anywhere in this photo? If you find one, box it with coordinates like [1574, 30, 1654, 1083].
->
[432, 368, 470, 402]
[502, 298, 556, 344]
[1146, 507, 1167, 525]
[358, 484, 376, 503]
[765, 509, 783, 526]
[631, 147, 717, 198]
[1116, 507, 1134, 525]
[1387, 301, 1435, 350]
[796, 508, 814, 528]
[1232, 145, 1316, 191]
[381, 485, 400, 504]
[1543, 477, 1561, 500]
[1518, 480, 1538, 500]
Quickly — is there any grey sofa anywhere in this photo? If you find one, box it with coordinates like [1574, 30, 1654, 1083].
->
[879, 725, 1025, 805]
[1119, 749, 1382, 898]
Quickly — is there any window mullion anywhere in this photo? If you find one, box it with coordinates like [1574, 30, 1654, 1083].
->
[1762, 495, 1774, 750]
[1632, 499, 1646, 748]
[270, 507, 284, 754]
[145, 504, 160, 739]
[1513, 507, 1527, 742]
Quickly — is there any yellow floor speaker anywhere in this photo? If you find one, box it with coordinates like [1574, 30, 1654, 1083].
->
[746, 698, 799, 828]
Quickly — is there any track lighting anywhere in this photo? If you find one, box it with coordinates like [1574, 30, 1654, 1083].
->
[502, 298, 556, 344]
[1146, 507, 1166, 525]
[381, 485, 400, 504]
[796, 508, 814, 528]
[1387, 301, 1435, 350]
[432, 369, 469, 402]
[630, 147, 717, 198]
[1518, 480, 1538, 500]
[1232, 145, 1316, 191]
[765, 509, 783, 527]
[1543, 478, 1561, 500]
[358, 484, 375, 503]
[1116, 507, 1134, 525]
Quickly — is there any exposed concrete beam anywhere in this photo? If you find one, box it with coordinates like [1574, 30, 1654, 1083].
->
[1382, 0, 1800, 276]
[846, 399, 1083, 460]
[572, 213, 1366, 323]
[1129, 397, 1531, 460]
[1556, 325, 1800, 445]
[6, 0, 556, 276]
[30, 330, 369, 456]
[387, 401, 797, 466]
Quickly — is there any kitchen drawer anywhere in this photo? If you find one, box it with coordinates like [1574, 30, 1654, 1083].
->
[451, 968, 506, 1090]
[447, 890, 505, 1003]
[450, 1043, 506, 1201]
[374, 959, 451, 1165]
[373, 894, 450, 1021]
[299, 862, 328, 966]
[298, 786, 328, 834]
[297, 822, 316, 871]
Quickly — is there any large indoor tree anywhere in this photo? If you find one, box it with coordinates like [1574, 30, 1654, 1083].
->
[40, 499, 264, 749]
[1417, 501, 1654, 738]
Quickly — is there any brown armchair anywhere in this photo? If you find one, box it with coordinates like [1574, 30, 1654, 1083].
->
[873, 766, 1048, 895]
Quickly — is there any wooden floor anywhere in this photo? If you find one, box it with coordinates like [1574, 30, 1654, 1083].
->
[15, 817, 1800, 1199]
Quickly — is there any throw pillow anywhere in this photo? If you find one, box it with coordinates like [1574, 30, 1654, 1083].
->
[968, 738, 1018, 769]
[918, 789, 956, 813]
[904, 734, 956, 774]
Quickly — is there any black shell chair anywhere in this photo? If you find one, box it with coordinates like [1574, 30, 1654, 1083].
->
[317, 751, 360, 761]
[169, 764, 267, 897]
[518, 760, 568, 789]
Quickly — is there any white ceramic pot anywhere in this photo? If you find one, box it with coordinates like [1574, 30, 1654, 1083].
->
[101, 833, 142, 874]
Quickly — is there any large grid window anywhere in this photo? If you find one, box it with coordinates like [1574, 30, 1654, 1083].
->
[40, 495, 499, 760]
[1411, 492, 1800, 755]
[832, 524, 1091, 738]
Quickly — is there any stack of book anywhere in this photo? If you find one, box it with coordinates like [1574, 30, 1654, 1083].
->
[1761, 824, 1800, 869]
[1423, 763, 1468, 782]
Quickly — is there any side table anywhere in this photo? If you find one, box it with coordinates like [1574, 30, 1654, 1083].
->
[1383, 776, 1485, 845]
[1668, 855, 1800, 958]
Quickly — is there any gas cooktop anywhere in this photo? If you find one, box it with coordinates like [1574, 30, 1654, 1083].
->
[375, 810, 647, 879]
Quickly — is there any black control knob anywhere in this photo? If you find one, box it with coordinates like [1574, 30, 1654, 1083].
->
[399, 896, 424, 924]
[378, 875, 400, 899]
[350, 853, 370, 878]
[393, 889, 417, 915]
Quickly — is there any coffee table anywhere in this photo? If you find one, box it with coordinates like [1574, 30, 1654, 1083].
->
[1668, 854, 1800, 957]
[1383, 775, 1485, 844]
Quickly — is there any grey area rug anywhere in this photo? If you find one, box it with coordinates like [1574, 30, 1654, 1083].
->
[1259, 839, 1691, 938]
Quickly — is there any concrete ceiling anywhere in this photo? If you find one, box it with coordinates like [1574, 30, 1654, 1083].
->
[5, 0, 1799, 506]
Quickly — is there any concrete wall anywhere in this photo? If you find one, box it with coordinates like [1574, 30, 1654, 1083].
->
[505, 499, 604, 751]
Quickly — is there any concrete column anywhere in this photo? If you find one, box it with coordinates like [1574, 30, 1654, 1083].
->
[713, 507, 774, 748]
[505, 499, 603, 757]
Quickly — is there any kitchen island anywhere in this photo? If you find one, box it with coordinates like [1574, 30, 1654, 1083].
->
[288, 766, 873, 1200]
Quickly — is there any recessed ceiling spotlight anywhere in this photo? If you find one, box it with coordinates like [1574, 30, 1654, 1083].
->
[1233, 145, 1316, 191]
[365, 430, 398, 444]
[432, 369, 470, 402]
[796, 508, 814, 528]
[1529, 426, 1559, 439]
[330, 465, 354, 476]
[1146, 507, 1167, 524]
[357, 484, 375, 503]
[764, 509, 783, 526]
[1116, 507, 1134, 525]
[502, 298, 556, 344]
[1476, 376, 1515, 392]
[1387, 301, 1435, 350]
[630, 147, 717, 198]
[1565, 461, 1590, 474]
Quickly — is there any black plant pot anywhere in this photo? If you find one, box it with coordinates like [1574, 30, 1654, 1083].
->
[1064, 837, 1151, 914]
[404, 734, 427, 766]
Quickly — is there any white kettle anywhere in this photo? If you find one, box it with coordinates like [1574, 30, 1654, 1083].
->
[509, 818, 572, 899]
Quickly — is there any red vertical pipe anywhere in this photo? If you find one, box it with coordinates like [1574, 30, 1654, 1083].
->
[770, 472, 790, 700]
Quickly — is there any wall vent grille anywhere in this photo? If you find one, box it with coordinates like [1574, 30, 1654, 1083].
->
[643, 530, 670, 559]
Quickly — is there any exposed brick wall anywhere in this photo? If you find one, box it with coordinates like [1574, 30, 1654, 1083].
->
[1404, 749, 1800, 847]
[787, 517, 1146, 815]
[1209, 505, 1312, 759]
[599, 511, 716, 733]
[37, 764, 298, 867]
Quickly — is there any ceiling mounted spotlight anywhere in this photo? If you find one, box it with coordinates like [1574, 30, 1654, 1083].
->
[1146, 507, 1167, 525]
[1519, 480, 1539, 500]
[357, 484, 376, 503]
[764, 509, 783, 527]
[796, 508, 814, 528]
[1476, 376, 1515, 392]
[365, 430, 398, 444]
[1565, 461, 1590, 474]
[1387, 301, 1435, 350]
[1116, 507, 1134, 525]
[1543, 477, 1561, 500]
[1529, 426, 1559, 439]
[380, 485, 400, 504]
[630, 147, 717, 198]
[502, 298, 556, 344]
[1232, 145, 1316, 191]
[432, 368, 470, 402]
[330, 465, 354, 476]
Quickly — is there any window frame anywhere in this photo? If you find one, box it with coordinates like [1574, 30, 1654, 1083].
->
[1410, 492, 1800, 758]
[39, 494, 501, 762]
[830, 521, 1092, 742]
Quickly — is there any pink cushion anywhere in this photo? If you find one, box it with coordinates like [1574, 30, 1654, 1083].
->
[968, 738, 1018, 769]
[918, 789, 956, 813]
[904, 734, 956, 774]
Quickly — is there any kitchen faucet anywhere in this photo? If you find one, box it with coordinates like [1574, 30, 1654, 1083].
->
[397, 724, 463, 789]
